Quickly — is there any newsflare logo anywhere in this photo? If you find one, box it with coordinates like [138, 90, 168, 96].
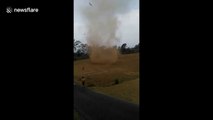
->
[6, 7, 39, 13]
[6, 7, 13, 13]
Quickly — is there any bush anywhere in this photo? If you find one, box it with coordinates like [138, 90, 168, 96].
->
[114, 79, 119, 85]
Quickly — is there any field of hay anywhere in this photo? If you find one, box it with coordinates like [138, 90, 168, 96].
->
[74, 53, 139, 87]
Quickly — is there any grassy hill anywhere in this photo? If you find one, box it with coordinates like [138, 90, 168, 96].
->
[74, 53, 139, 104]
[74, 53, 139, 87]
[74, 53, 139, 120]
[91, 78, 139, 104]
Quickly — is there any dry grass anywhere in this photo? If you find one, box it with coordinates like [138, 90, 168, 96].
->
[74, 53, 140, 104]
[74, 110, 80, 120]
[90, 78, 139, 104]
[74, 53, 139, 87]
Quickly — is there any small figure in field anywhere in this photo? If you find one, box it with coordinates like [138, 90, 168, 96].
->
[81, 66, 86, 86]
[81, 76, 86, 87]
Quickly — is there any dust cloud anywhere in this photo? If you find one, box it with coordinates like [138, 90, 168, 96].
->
[81, 0, 130, 64]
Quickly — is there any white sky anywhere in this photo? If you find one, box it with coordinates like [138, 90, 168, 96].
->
[74, 0, 139, 48]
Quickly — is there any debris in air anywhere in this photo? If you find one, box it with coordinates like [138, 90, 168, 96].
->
[89, 2, 93, 7]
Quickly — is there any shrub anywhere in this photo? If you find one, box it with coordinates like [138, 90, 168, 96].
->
[114, 79, 119, 85]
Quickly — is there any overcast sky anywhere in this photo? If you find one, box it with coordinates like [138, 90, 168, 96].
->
[74, 0, 139, 47]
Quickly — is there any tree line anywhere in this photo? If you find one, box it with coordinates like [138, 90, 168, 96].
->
[74, 39, 139, 60]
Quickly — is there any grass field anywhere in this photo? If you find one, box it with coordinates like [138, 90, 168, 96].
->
[90, 78, 139, 104]
[74, 53, 139, 87]
[74, 110, 80, 120]
[74, 53, 139, 103]
[74, 53, 139, 119]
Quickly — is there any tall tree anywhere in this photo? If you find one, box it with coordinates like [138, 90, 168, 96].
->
[121, 43, 127, 54]
[74, 39, 82, 53]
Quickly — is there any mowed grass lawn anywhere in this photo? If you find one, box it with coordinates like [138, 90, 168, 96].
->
[74, 53, 140, 104]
